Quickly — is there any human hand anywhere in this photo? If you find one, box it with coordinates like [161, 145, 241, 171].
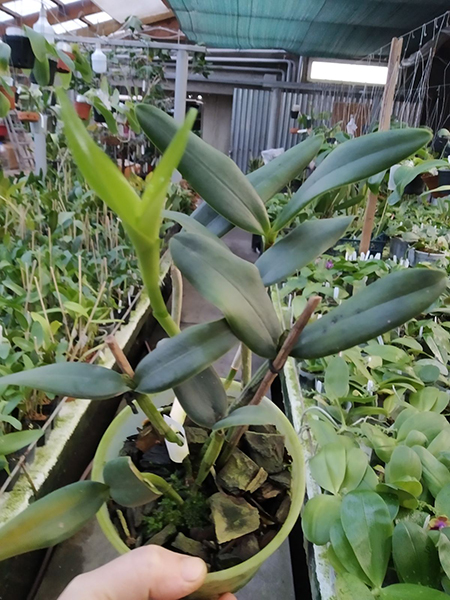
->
[58, 545, 236, 600]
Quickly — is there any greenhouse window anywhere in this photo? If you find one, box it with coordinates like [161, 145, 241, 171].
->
[309, 59, 388, 85]
[85, 11, 112, 24]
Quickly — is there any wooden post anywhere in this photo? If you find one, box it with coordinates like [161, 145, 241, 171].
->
[359, 37, 403, 255]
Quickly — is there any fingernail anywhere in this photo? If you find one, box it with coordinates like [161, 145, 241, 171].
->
[181, 557, 207, 582]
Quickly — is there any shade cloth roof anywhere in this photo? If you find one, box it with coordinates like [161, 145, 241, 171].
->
[167, 0, 450, 58]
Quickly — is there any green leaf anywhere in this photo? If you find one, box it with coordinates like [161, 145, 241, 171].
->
[170, 233, 281, 358]
[91, 97, 118, 135]
[393, 521, 440, 586]
[361, 423, 396, 463]
[435, 484, 450, 516]
[330, 519, 372, 585]
[193, 134, 324, 237]
[174, 368, 228, 429]
[256, 216, 353, 286]
[410, 387, 449, 414]
[55, 47, 74, 71]
[33, 57, 50, 86]
[274, 127, 432, 230]
[56, 89, 142, 230]
[0, 481, 109, 561]
[324, 356, 349, 401]
[134, 319, 237, 395]
[380, 584, 449, 599]
[162, 210, 228, 248]
[412, 446, 450, 498]
[212, 404, 276, 431]
[428, 430, 450, 457]
[341, 491, 393, 588]
[364, 344, 410, 364]
[397, 412, 450, 445]
[23, 25, 47, 62]
[0, 430, 43, 456]
[439, 531, 450, 581]
[0, 41, 11, 73]
[0, 92, 10, 118]
[72, 47, 93, 82]
[139, 109, 196, 237]
[386, 445, 422, 484]
[336, 573, 373, 600]
[309, 441, 347, 494]
[0, 363, 130, 400]
[302, 495, 342, 545]
[136, 104, 270, 235]
[388, 160, 448, 205]
[103, 457, 161, 507]
[341, 448, 369, 494]
[291, 269, 446, 359]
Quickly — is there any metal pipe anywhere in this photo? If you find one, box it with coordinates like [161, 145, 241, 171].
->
[173, 49, 189, 183]
[55, 34, 206, 53]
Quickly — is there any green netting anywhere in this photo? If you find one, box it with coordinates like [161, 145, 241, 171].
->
[167, 0, 449, 58]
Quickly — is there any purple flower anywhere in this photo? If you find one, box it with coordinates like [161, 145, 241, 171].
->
[326, 260, 334, 269]
[430, 516, 450, 530]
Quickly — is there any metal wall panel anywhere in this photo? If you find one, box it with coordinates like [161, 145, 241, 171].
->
[231, 87, 420, 172]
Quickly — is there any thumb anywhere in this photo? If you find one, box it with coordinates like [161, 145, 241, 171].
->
[60, 546, 207, 600]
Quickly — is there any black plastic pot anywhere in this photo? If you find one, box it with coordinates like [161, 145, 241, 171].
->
[327, 233, 389, 256]
[438, 170, 450, 187]
[94, 108, 106, 123]
[404, 174, 425, 195]
[4, 32, 34, 69]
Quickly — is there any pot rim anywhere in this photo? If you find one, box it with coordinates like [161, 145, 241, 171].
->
[92, 382, 305, 585]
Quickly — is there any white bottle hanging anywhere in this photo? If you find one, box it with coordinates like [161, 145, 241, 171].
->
[91, 43, 107, 74]
[33, 5, 55, 44]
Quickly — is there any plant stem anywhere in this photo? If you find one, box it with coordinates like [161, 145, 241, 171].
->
[136, 394, 184, 446]
[223, 345, 242, 390]
[241, 344, 252, 388]
[221, 296, 321, 466]
[195, 430, 225, 488]
[229, 360, 270, 411]
[170, 265, 183, 328]
[105, 335, 183, 446]
[142, 473, 184, 505]
[130, 229, 180, 338]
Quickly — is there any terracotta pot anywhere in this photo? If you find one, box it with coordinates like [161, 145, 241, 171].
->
[0, 124, 7, 138]
[74, 101, 91, 121]
[92, 383, 305, 600]
[17, 111, 39, 122]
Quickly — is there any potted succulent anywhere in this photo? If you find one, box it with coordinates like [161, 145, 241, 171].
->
[0, 91, 445, 598]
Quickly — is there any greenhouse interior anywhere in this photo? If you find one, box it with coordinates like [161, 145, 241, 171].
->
[4, 1, 450, 599]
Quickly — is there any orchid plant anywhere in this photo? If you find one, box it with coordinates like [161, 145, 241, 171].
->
[0, 90, 446, 573]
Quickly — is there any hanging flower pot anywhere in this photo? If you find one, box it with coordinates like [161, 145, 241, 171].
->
[74, 95, 91, 121]
[3, 27, 34, 70]
[30, 59, 57, 87]
[56, 42, 74, 73]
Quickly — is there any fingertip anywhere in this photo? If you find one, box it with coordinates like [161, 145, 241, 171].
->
[220, 594, 237, 600]
[181, 556, 208, 583]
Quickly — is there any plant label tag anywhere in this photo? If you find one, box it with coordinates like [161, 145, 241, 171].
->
[164, 415, 189, 463]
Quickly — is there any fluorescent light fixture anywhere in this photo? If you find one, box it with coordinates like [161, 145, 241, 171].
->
[3, 0, 56, 16]
[309, 60, 388, 85]
[0, 10, 13, 21]
[85, 11, 112, 24]
[53, 18, 88, 33]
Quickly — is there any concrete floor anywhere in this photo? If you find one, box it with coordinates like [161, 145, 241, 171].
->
[35, 228, 295, 600]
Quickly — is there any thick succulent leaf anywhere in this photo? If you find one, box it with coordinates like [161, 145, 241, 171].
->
[392, 521, 440, 586]
[136, 104, 270, 235]
[385, 445, 422, 483]
[162, 210, 227, 248]
[256, 216, 353, 286]
[397, 412, 450, 445]
[103, 457, 161, 507]
[341, 448, 369, 494]
[341, 491, 393, 588]
[0, 363, 130, 400]
[170, 233, 282, 358]
[134, 319, 237, 393]
[336, 573, 373, 600]
[212, 404, 276, 431]
[192, 134, 325, 237]
[302, 495, 342, 545]
[0, 481, 109, 561]
[291, 269, 446, 359]
[380, 584, 449, 600]
[411, 445, 450, 498]
[324, 355, 350, 401]
[174, 367, 228, 428]
[435, 484, 450, 516]
[274, 128, 432, 230]
[0, 430, 44, 456]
